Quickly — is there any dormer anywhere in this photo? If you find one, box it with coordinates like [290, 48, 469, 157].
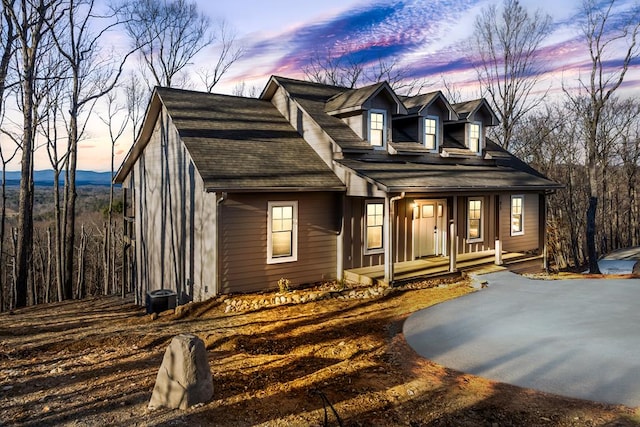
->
[450, 99, 499, 156]
[398, 91, 457, 153]
[325, 81, 407, 151]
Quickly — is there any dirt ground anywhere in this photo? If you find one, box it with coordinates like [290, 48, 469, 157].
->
[1, 277, 639, 426]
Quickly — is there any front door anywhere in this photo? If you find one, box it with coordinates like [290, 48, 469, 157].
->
[413, 200, 447, 258]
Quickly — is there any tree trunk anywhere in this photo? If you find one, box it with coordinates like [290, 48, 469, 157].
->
[63, 112, 78, 300]
[76, 224, 86, 299]
[586, 196, 600, 273]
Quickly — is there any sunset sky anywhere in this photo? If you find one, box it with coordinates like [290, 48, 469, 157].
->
[8, 0, 639, 172]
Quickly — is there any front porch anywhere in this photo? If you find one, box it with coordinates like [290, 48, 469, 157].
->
[344, 250, 543, 286]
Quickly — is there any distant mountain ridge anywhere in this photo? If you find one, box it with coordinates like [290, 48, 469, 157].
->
[2, 170, 113, 186]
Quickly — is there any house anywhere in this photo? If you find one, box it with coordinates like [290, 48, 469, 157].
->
[114, 76, 561, 304]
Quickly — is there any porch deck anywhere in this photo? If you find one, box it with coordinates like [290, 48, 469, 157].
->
[344, 250, 543, 286]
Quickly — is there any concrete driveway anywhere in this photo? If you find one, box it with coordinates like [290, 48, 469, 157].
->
[403, 271, 640, 406]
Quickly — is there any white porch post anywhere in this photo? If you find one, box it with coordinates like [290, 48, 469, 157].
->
[384, 195, 393, 284]
[449, 195, 458, 273]
[449, 219, 457, 272]
[336, 196, 345, 281]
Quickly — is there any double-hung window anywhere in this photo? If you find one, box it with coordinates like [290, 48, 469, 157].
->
[468, 122, 481, 153]
[467, 198, 483, 242]
[267, 201, 298, 264]
[511, 195, 524, 236]
[424, 117, 438, 150]
[369, 110, 386, 148]
[365, 200, 384, 252]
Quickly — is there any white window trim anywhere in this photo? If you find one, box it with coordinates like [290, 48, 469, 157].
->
[364, 199, 385, 255]
[368, 109, 387, 149]
[467, 121, 482, 155]
[467, 197, 484, 243]
[267, 201, 298, 264]
[511, 194, 525, 236]
[424, 115, 439, 151]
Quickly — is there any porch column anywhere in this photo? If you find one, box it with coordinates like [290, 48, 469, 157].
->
[449, 219, 457, 272]
[384, 192, 405, 285]
[336, 195, 345, 281]
[384, 195, 393, 284]
[449, 196, 458, 272]
[494, 194, 502, 265]
[540, 193, 548, 271]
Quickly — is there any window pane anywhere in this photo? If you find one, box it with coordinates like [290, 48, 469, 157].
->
[469, 219, 480, 239]
[367, 226, 383, 249]
[282, 206, 293, 219]
[272, 231, 292, 257]
[512, 215, 522, 233]
[370, 112, 385, 146]
[468, 199, 482, 239]
[371, 112, 384, 129]
[469, 124, 480, 152]
[273, 206, 283, 220]
[366, 202, 384, 250]
[422, 204, 434, 218]
[425, 118, 437, 149]
[512, 196, 523, 233]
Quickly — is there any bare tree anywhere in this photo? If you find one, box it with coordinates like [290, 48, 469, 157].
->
[564, 0, 639, 273]
[472, 0, 551, 151]
[0, 0, 16, 312]
[98, 91, 126, 295]
[302, 47, 364, 88]
[196, 19, 244, 92]
[231, 81, 260, 98]
[48, 0, 138, 300]
[303, 47, 429, 94]
[116, 0, 213, 88]
[3, 0, 63, 308]
[39, 51, 68, 302]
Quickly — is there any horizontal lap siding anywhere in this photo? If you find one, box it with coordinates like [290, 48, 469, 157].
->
[501, 193, 540, 252]
[221, 192, 340, 293]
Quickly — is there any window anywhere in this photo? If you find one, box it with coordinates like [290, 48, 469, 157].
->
[369, 110, 386, 147]
[365, 201, 384, 252]
[468, 123, 481, 153]
[424, 117, 438, 150]
[467, 198, 483, 241]
[267, 201, 298, 264]
[511, 195, 524, 236]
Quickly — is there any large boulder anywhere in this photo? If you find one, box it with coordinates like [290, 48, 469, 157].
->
[148, 334, 213, 410]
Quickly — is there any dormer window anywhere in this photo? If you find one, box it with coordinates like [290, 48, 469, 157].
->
[468, 122, 481, 153]
[424, 116, 438, 150]
[369, 110, 386, 148]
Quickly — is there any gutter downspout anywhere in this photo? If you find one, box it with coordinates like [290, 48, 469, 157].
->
[384, 192, 405, 285]
[214, 192, 227, 295]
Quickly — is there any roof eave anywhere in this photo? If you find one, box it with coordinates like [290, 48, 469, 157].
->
[383, 184, 563, 193]
[114, 89, 162, 183]
[204, 185, 346, 193]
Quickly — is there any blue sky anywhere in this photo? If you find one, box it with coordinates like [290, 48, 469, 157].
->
[8, 0, 639, 171]
[205, 0, 640, 96]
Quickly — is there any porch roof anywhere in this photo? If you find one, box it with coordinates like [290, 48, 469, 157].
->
[337, 158, 561, 193]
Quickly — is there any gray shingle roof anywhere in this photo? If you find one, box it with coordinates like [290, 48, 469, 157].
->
[337, 158, 560, 192]
[156, 87, 345, 191]
[270, 77, 373, 151]
[324, 82, 387, 114]
[401, 91, 441, 115]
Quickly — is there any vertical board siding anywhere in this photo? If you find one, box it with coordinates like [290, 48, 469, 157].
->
[132, 107, 217, 304]
[221, 192, 339, 294]
[501, 193, 541, 252]
[342, 197, 413, 270]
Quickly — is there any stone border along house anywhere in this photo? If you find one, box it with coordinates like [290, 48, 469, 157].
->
[114, 76, 561, 305]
